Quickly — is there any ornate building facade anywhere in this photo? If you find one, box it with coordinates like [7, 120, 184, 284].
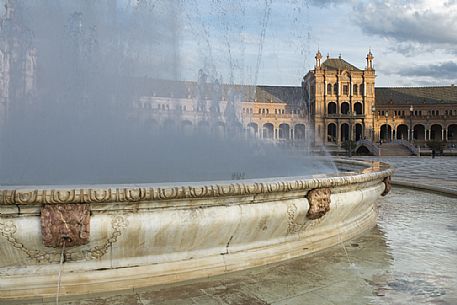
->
[374, 86, 457, 145]
[133, 50, 457, 151]
[302, 51, 376, 146]
[0, 0, 37, 129]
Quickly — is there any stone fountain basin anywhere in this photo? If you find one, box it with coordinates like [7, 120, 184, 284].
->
[0, 159, 393, 301]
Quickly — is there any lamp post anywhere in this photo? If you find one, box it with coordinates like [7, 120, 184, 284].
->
[349, 110, 353, 157]
[384, 111, 389, 142]
[371, 105, 376, 142]
[409, 105, 414, 142]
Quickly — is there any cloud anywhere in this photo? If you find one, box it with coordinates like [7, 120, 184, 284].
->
[309, 0, 350, 8]
[354, 0, 457, 50]
[397, 61, 457, 80]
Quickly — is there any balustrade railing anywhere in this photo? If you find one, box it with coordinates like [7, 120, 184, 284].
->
[356, 139, 380, 156]
[393, 139, 419, 156]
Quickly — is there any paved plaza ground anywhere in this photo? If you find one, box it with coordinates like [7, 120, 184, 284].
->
[357, 156, 457, 195]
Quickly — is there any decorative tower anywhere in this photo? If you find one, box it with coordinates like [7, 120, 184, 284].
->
[366, 49, 374, 70]
[315, 49, 322, 69]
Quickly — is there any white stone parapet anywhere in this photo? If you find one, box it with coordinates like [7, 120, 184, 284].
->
[0, 159, 393, 302]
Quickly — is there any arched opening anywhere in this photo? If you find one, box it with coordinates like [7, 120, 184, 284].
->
[327, 83, 332, 95]
[356, 145, 372, 156]
[278, 123, 290, 140]
[214, 122, 225, 137]
[263, 123, 274, 139]
[247, 122, 258, 137]
[327, 102, 337, 114]
[197, 121, 210, 135]
[163, 119, 176, 132]
[327, 123, 337, 143]
[430, 124, 443, 140]
[340, 123, 349, 142]
[448, 124, 457, 142]
[333, 83, 338, 95]
[413, 124, 425, 141]
[396, 124, 408, 140]
[380, 124, 392, 141]
[341, 102, 350, 114]
[181, 120, 193, 135]
[354, 102, 363, 115]
[355, 123, 363, 141]
[294, 124, 306, 141]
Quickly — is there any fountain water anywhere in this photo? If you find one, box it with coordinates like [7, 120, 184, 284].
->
[0, 1, 393, 302]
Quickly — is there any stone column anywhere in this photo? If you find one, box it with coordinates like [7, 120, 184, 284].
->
[336, 122, 341, 145]
[442, 129, 445, 141]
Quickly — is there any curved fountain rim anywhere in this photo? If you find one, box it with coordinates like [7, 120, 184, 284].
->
[0, 159, 394, 205]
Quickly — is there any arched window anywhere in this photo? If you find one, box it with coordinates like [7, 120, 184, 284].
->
[353, 84, 358, 95]
[360, 84, 364, 95]
[341, 102, 350, 114]
[327, 83, 332, 95]
[328, 102, 337, 114]
[334, 83, 338, 95]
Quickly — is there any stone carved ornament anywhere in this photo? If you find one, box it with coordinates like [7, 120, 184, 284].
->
[306, 188, 331, 220]
[381, 176, 392, 196]
[287, 187, 332, 234]
[40, 204, 90, 248]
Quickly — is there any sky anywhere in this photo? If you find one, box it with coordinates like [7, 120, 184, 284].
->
[177, 0, 457, 87]
[3, 0, 456, 88]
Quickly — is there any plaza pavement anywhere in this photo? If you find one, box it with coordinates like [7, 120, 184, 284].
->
[356, 156, 457, 196]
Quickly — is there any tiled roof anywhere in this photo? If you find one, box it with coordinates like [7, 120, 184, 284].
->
[255, 86, 303, 105]
[375, 86, 457, 105]
[322, 58, 361, 71]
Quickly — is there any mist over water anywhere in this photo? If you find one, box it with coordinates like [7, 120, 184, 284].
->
[0, 0, 335, 186]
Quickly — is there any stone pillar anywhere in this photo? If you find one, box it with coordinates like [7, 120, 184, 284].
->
[274, 128, 278, 139]
[442, 129, 445, 141]
[290, 128, 294, 140]
[335, 121, 341, 145]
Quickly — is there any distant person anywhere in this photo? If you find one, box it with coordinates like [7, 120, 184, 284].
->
[432, 149, 436, 159]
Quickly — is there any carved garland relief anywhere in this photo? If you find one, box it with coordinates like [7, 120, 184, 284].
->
[0, 216, 128, 263]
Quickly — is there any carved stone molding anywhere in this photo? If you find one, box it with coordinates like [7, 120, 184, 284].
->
[381, 176, 392, 196]
[306, 188, 331, 220]
[40, 204, 90, 248]
[0, 161, 394, 206]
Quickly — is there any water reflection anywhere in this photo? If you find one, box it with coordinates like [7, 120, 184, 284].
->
[44, 187, 457, 305]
